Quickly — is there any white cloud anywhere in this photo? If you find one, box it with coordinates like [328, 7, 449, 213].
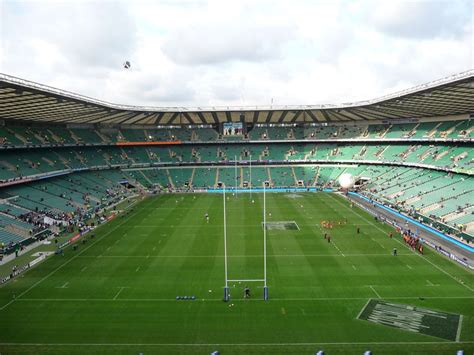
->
[0, 0, 471, 108]
[162, 23, 295, 65]
[367, 0, 471, 39]
[2, 2, 137, 70]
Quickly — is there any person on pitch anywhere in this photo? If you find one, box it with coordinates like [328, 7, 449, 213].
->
[244, 286, 251, 298]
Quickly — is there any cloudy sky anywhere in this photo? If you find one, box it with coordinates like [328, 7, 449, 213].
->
[0, 0, 472, 108]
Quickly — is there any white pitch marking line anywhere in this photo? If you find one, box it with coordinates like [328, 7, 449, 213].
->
[133, 222, 374, 228]
[426, 280, 440, 287]
[136, 266, 141, 272]
[369, 285, 381, 299]
[55, 282, 69, 289]
[456, 315, 463, 342]
[370, 237, 385, 249]
[14, 295, 474, 302]
[333, 194, 474, 293]
[113, 287, 126, 300]
[406, 265, 413, 270]
[332, 242, 345, 257]
[352, 265, 357, 270]
[76, 253, 417, 259]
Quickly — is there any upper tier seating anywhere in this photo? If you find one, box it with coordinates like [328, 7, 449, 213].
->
[1, 120, 472, 148]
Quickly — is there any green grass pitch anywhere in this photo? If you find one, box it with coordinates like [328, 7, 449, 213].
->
[0, 192, 473, 354]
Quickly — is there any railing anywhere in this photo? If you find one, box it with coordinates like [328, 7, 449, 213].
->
[0, 136, 472, 150]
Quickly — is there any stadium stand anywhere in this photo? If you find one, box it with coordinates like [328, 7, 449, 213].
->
[0, 72, 472, 254]
[191, 168, 216, 189]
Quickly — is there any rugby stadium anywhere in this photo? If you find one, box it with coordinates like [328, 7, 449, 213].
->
[0, 70, 473, 355]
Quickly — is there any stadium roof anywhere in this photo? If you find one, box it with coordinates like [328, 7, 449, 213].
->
[0, 70, 472, 125]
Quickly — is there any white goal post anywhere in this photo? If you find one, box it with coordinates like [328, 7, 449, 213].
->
[223, 184, 268, 301]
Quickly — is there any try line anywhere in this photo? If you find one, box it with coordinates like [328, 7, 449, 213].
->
[75, 253, 417, 258]
[15, 296, 474, 302]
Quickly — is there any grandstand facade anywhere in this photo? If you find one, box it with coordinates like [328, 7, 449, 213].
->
[0, 71, 473, 255]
